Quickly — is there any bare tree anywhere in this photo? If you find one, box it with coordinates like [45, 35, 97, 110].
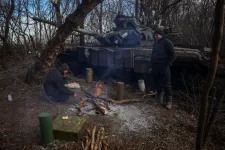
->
[1, 0, 15, 69]
[196, 0, 225, 149]
[24, 0, 103, 84]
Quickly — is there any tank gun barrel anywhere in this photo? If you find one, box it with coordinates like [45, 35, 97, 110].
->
[76, 28, 101, 36]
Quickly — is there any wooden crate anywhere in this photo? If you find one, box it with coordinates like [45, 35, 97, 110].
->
[53, 115, 87, 141]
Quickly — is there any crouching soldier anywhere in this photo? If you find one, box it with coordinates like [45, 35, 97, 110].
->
[148, 28, 176, 109]
[43, 63, 76, 102]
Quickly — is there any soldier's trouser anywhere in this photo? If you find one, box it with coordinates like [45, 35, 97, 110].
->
[52, 92, 70, 102]
[152, 63, 172, 103]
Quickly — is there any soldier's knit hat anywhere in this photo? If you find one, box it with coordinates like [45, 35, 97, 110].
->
[154, 28, 164, 36]
[61, 63, 69, 70]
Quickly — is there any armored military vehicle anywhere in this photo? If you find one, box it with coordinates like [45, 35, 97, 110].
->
[57, 14, 211, 82]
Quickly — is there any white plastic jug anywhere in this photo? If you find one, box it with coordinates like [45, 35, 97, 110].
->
[138, 79, 145, 91]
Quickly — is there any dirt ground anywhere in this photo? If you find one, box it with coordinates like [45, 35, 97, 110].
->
[0, 60, 223, 150]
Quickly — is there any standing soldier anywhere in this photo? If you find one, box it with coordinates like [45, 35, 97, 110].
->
[149, 28, 176, 109]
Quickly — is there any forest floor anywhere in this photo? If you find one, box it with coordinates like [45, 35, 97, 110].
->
[0, 59, 224, 150]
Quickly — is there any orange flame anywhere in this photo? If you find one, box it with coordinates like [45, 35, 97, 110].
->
[94, 84, 102, 97]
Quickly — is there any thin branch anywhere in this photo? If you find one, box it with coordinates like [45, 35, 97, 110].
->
[31, 17, 101, 36]
[161, 0, 183, 15]
[31, 17, 59, 26]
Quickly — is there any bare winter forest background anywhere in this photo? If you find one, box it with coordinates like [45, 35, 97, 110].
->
[0, 0, 224, 70]
[1, 0, 225, 150]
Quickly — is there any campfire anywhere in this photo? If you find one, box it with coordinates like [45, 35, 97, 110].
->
[79, 82, 111, 115]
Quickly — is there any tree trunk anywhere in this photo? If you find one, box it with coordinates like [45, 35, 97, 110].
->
[202, 84, 225, 148]
[49, 0, 63, 25]
[135, 0, 139, 19]
[99, 2, 103, 34]
[2, 0, 15, 69]
[24, 0, 102, 85]
[80, 18, 85, 46]
[195, 0, 225, 150]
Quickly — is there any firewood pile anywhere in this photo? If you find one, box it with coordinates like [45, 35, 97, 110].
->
[82, 126, 108, 150]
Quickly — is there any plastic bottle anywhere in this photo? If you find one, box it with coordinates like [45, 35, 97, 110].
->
[8, 94, 12, 101]
[138, 79, 145, 92]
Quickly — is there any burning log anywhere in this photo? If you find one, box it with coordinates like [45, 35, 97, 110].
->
[87, 98, 108, 115]
[81, 88, 109, 115]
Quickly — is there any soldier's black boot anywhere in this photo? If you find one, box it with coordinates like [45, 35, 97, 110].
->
[166, 96, 172, 109]
[158, 92, 165, 104]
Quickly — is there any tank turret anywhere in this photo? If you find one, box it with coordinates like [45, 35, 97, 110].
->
[77, 14, 156, 47]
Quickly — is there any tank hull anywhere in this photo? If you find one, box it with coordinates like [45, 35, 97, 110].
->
[73, 45, 209, 73]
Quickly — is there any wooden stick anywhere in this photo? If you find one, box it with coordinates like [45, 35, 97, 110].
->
[84, 140, 91, 150]
[94, 129, 101, 150]
[98, 127, 104, 150]
[99, 97, 141, 104]
[82, 142, 84, 149]
[86, 136, 89, 146]
[102, 140, 108, 146]
[104, 144, 108, 150]
[112, 99, 141, 104]
[91, 126, 96, 150]
[87, 128, 91, 137]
